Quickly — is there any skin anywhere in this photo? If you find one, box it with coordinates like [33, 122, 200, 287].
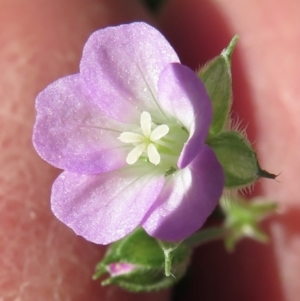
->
[0, 0, 298, 300]
[159, 0, 300, 300]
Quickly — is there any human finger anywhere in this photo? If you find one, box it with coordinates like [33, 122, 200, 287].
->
[158, 0, 300, 300]
[0, 1, 170, 300]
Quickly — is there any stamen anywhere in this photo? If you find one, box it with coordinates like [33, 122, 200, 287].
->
[150, 124, 169, 141]
[147, 143, 160, 165]
[126, 144, 146, 164]
[118, 132, 144, 143]
[140, 111, 152, 137]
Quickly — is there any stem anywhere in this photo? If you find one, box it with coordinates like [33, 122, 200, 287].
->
[184, 227, 226, 248]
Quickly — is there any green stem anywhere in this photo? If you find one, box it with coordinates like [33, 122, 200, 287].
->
[184, 227, 226, 248]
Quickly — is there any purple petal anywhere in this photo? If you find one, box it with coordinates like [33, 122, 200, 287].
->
[157, 63, 212, 168]
[108, 263, 137, 276]
[51, 165, 165, 244]
[33, 74, 131, 174]
[80, 22, 180, 123]
[142, 146, 224, 242]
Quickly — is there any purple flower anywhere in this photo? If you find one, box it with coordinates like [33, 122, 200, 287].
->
[33, 22, 224, 244]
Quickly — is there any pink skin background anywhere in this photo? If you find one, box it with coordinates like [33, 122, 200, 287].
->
[0, 0, 299, 300]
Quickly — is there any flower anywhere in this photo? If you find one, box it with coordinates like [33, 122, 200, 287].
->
[32, 22, 224, 244]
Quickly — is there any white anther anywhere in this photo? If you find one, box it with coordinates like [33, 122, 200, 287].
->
[140, 111, 152, 137]
[126, 144, 146, 165]
[118, 132, 144, 143]
[150, 124, 169, 141]
[147, 143, 160, 165]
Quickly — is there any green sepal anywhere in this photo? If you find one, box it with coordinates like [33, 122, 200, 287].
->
[221, 196, 278, 251]
[207, 131, 276, 188]
[157, 240, 182, 277]
[198, 36, 238, 137]
[101, 265, 177, 292]
[93, 228, 191, 292]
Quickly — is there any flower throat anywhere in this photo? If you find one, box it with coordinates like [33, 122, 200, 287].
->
[118, 111, 188, 168]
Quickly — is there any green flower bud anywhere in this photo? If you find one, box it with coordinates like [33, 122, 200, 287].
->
[207, 131, 276, 188]
[221, 196, 278, 251]
[93, 228, 191, 292]
[198, 36, 238, 137]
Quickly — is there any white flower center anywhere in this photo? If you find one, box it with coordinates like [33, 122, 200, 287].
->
[118, 111, 170, 165]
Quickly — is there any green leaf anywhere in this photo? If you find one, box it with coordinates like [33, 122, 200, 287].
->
[207, 131, 276, 188]
[94, 228, 191, 292]
[198, 36, 238, 137]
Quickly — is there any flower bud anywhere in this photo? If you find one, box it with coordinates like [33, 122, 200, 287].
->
[93, 228, 191, 292]
[221, 196, 277, 251]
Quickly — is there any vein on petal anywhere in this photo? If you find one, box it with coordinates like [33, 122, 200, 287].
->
[135, 63, 168, 120]
[79, 125, 123, 134]
[102, 165, 158, 208]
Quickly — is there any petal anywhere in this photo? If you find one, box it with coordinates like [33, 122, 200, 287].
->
[51, 165, 165, 244]
[33, 74, 131, 174]
[108, 263, 136, 277]
[142, 146, 224, 241]
[157, 63, 212, 168]
[80, 22, 180, 123]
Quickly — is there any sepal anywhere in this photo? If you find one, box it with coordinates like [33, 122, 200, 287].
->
[207, 131, 276, 188]
[198, 36, 238, 137]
